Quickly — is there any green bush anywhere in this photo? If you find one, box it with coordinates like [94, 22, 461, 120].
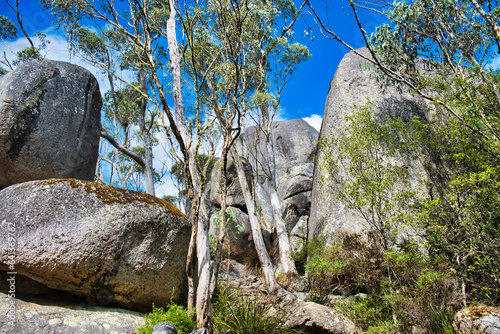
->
[212, 284, 301, 334]
[134, 302, 196, 334]
[306, 234, 462, 333]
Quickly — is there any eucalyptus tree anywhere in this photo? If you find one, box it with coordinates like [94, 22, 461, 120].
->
[242, 38, 310, 279]
[41, 0, 218, 328]
[181, 0, 310, 294]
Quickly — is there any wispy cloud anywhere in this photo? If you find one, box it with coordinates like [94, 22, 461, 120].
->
[490, 56, 500, 71]
[302, 114, 323, 131]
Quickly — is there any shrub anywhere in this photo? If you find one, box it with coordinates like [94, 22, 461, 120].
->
[306, 234, 462, 333]
[134, 302, 196, 334]
[212, 284, 301, 334]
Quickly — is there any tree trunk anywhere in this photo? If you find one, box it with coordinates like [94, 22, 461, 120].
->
[259, 102, 296, 277]
[231, 147, 280, 292]
[138, 70, 156, 196]
[266, 179, 297, 277]
[167, 0, 212, 329]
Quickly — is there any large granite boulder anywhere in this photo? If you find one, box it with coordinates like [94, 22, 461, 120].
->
[236, 119, 318, 234]
[0, 60, 102, 189]
[0, 179, 191, 312]
[453, 306, 500, 334]
[237, 119, 318, 195]
[210, 158, 253, 210]
[0, 292, 144, 334]
[308, 48, 428, 246]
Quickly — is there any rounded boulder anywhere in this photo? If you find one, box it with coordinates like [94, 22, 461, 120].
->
[0, 60, 102, 189]
[0, 179, 191, 312]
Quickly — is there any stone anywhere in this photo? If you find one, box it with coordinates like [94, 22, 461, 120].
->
[0, 60, 102, 189]
[309, 47, 428, 246]
[0, 292, 144, 334]
[235, 119, 318, 238]
[209, 207, 254, 261]
[453, 306, 500, 334]
[282, 192, 311, 232]
[152, 322, 178, 334]
[210, 158, 253, 210]
[236, 119, 318, 188]
[274, 292, 361, 334]
[290, 215, 308, 254]
[0, 178, 191, 312]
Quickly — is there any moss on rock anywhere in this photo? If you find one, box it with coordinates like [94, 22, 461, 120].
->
[14, 178, 186, 217]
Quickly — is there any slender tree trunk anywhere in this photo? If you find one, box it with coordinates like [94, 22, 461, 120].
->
[166, 0, 212, 329]
[231, 147, 280, 292]
[142, 137, 155, 195]
[138, 70, 155, 196]
[265, 178, 297, 277]
[210, 143, 230, 297]
[260, 110, 297, 277]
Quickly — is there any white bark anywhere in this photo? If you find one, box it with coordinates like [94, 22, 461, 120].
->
[167, 0, 211, 327]
[266, 179, 297, 277]
[231, 147, 280, 292]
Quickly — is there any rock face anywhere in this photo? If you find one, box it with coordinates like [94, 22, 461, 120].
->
[308, 48, 428, 245]
[210, 158, 253, 210]
[274, 292, 361, 334]
[0, 60, 102, 189]
[453, 306, 500, 334]
[0, 292, 144, 334]
[0, 179, 191, 312]
[208, 119, 318, 259]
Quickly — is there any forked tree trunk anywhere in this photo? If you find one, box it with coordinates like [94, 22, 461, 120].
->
[231, 147, 280, 292]
[266, 179, 297, 277]
[259, 104, 297, 277]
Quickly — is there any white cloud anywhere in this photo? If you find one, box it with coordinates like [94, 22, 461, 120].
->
[0, 33, 137, 94]
[490, 56, 500, 71]
[302, 114, 323, 131]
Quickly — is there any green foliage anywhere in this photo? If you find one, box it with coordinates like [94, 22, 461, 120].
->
[212, 284, 301, 334]
[103, 85, 143, 127]
[72, 26, 108, 63]
[134, 303, 195, 334]
[0, 15, 17, 40]
[320, 94, 500, 306]
[387, 104, 500, 305]
[319, 101, 419, 251]
[306, 234, 461, 333]
[12, 32, 50, 66]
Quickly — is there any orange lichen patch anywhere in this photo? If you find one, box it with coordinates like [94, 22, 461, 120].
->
[14, 178, 187, 218]
[465, 306, 500, 321]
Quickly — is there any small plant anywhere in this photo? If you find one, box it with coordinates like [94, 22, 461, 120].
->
[134, 302, 195, 334]
[213, 284, 301, 334]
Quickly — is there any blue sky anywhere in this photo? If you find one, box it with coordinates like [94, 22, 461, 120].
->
[1, 0, 385, 127]
[0, 0, 385, 197]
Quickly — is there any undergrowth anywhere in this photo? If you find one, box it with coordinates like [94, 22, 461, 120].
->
[134, 302, 195, 334]
[305, 234, 462, 333]
[213, 284, 301, 334]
